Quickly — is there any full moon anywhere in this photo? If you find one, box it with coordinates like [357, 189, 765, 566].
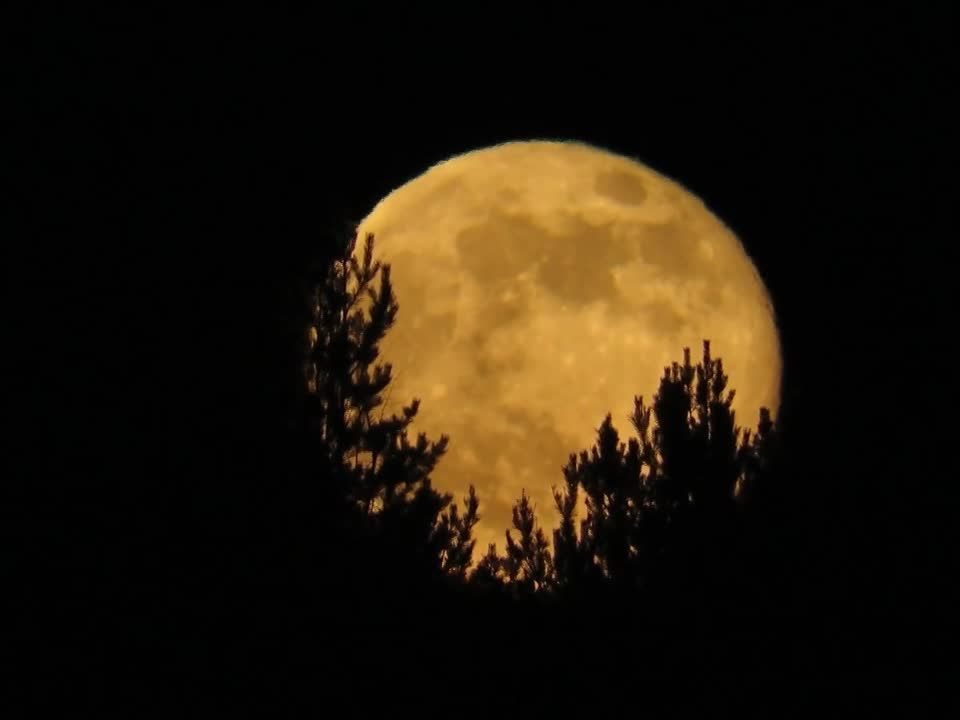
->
[355, 141, 781, 556]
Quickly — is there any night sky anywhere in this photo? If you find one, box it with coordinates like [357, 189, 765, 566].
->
[12, 5, 957, 711]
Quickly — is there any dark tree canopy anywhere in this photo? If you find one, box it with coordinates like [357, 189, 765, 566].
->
[283, 231, 790, 711]
[485, 341, 779, 598]
[300, 231, 781, 602]
[475, 491, 554, 595]
[302, 231, 480, 582]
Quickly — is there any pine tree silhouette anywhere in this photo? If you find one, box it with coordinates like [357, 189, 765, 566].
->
[503, 491, 554, 593]
[556, 415, 650, 591]
[434, 485, 481, 579]
[497, 340, 779, 599]
[474, 492, 553, 595]
[281, 244, 791, 708]
[638, 341, 749, 600]
[303, 231, 479, 581]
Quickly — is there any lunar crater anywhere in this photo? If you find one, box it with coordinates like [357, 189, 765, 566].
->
[594, 169, 648, 206]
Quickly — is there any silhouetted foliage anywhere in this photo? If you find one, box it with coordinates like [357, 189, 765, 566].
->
[434, 485, 481, 579]
[495, 341, 779, 599]
[299, 233, 784, 606]
[302, 231, 479, 581]
[504, 492, 554, 592]
[473, 492, 553, 597]
[738, 406, 778, 503]
[288, 234, 793, 708]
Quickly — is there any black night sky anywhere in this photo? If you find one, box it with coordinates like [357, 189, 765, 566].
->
[11, 6, 958, 713]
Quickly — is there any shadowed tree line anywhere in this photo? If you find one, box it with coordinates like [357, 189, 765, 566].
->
[301, 231, 479, 582]
[19, 219, 930, 712]
[294, 230, 783, 615]
[255, 229, 812, 710]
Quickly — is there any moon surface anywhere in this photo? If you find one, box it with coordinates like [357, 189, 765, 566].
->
[355, 141, 781, 557]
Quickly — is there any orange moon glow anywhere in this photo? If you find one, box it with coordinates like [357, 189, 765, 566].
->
[356, 141, 781, 556]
